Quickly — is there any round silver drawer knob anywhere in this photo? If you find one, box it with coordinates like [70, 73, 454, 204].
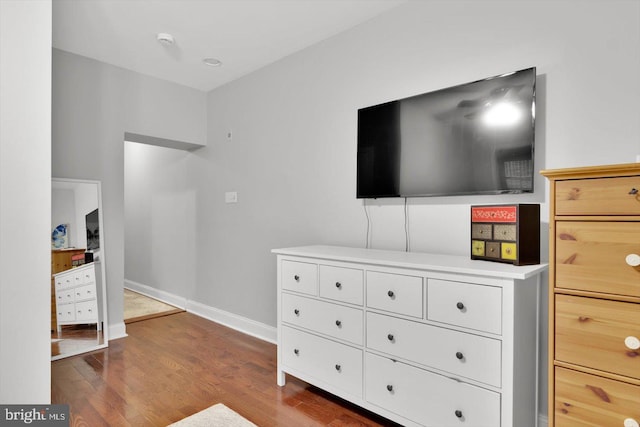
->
[624, 418, 639, 427]
[624, 336, 640, 350]
[625, 254, 640, 267]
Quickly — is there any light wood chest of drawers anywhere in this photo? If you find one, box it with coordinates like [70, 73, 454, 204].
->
[542, 163, 640, 427]
[273, 245, 547, 427]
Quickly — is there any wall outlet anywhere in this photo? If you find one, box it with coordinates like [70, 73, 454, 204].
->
[636, 154, 640, 162]
[225, 191, 238, 203]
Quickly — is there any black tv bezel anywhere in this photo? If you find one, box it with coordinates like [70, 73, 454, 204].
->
[356, 67, 536, 199]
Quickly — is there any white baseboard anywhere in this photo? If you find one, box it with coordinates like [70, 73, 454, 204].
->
[108, 321, 127, 341]
[187, 299, 277, 344]
[124, 279, 188, 309]
[124, 279, 276, 344]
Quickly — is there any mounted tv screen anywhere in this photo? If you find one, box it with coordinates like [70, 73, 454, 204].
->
[86, 208, 99, 250]
[356, 67, 536, 198]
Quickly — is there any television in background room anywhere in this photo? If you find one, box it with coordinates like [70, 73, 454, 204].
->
[357, 67, 536, 198]
[85, 208, 99, 251]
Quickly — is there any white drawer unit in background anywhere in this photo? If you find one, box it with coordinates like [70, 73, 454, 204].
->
[273, 245, 547, 427]
[53, 261, 103, 334]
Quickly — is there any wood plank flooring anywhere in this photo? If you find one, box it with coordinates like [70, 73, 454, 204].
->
[51, 312, 402, 427]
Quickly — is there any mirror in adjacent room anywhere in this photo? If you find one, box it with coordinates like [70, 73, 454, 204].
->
[51, 178, 109, 360]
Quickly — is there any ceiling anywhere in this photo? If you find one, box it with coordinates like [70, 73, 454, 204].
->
[53, 0, 406, 92]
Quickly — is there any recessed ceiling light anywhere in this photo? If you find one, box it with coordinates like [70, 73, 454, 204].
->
[203, 58, 222, 67]
[157, 33, 174, 45]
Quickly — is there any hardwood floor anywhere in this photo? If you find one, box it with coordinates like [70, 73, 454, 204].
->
[51, 312, 402, 427]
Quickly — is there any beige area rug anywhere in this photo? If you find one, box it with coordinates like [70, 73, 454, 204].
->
[124, 289, 184, 324]
[168, 403, 257, 427]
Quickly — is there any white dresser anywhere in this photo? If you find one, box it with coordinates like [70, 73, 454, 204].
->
[273, 245, 547, 427]
[53, 261, 102, 334]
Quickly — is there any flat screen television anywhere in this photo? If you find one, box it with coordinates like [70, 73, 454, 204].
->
[85, 208, 99, 250]
[356, 67, 536, 198]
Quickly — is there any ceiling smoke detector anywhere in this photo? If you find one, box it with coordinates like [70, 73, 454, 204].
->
[156, 33, 175, 46]
[203, 58, 222, 67]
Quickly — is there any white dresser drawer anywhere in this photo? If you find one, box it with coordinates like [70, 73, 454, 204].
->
[75, 299, 98, 321]
[366, 271, 423, 318]
[282, 326, 362, 398]
[366, 312, 502, 387]
[319, 265, 363, 305]
[56, 288, 75, 304]
[77, 266, 95, 284]
[55, 275, 74, 291]
[427, 279, 502, 334]
[282, 293, 363, 345]
[365, 353, 500, 427]
[74, 283, 97, 302]
[56, 304, 75, 321]
[282, 260, 318, 296]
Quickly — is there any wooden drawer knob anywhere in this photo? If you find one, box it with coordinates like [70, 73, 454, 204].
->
[624, 336, 640, 350]
[624, 419, 639, 427]
[625, 253, 640, 267]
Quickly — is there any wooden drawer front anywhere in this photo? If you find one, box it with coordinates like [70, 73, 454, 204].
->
[555, 221, 640, 297]
[555, 367, 640, 427]
[365, 353, 501, 427]
[281, 260, 318, 296]
[555, 176, 640, 215]
[56, 288, 75, 305]
[75, 300, 98, 321]
[494, 224, 516, 241]
[427, 279, 502, 334]
[57, 304, 75, 321]
[472, 223, 492, 240]
[556, 295, 640, 380]
[366, 271, 423, 318]
[501, 242, 517, 260]
[282, 326, 362, 397]
[319, 265, 363, 305]
[74, 283, 96, 302]
[282, 293, 363, 345]
[485, 241, 501, 259]
[366, 312, 502, 387]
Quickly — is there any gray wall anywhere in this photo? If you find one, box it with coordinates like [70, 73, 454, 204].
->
[0, 0, 52, 403]
[124, 142, 195, 299]
[189, 0, 640, 419]
[52, 48, 207, 337]
[194, 0, 640, 320]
